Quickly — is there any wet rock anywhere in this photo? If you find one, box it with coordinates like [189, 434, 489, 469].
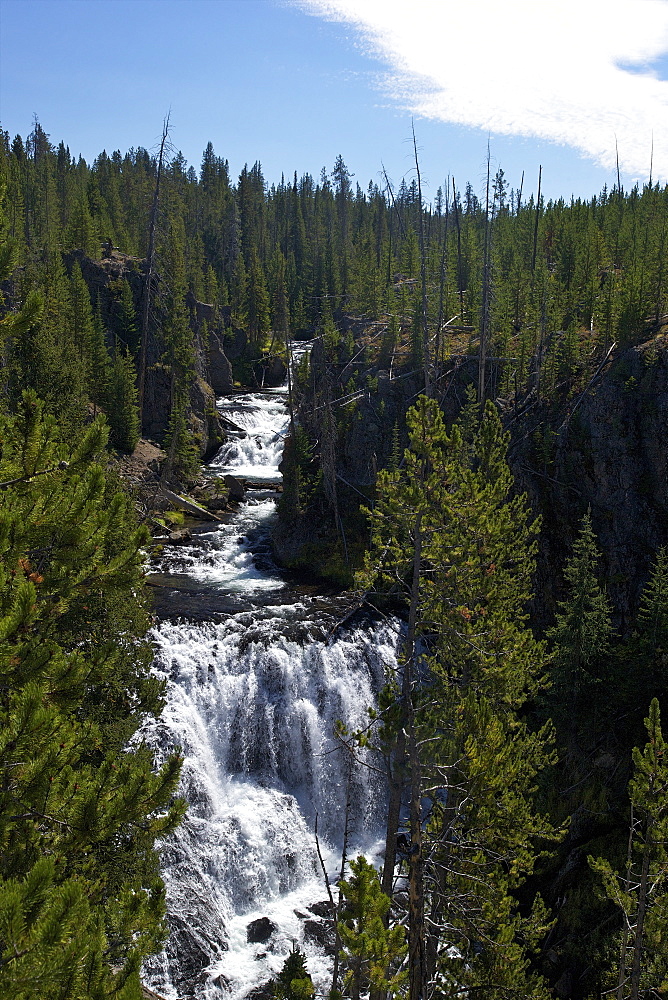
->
[303, 918, 335, 955]
[246, 916, 277, 943]
[209, 331, 234, 395]
[160, 910, 227, 1000]
[223, 474, 246, 502]
[246, 983, 275, 1000]
[205, 496, 230, 513]
[308, 900, 335, 918]
[166, 528, 193, 545]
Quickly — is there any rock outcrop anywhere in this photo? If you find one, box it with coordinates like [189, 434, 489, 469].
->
[63, 249, 229, 458]
[509, 334, 668, 626]
[274, 323, 668, 621]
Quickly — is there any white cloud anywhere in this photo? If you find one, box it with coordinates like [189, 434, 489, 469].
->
[294, 0, 668, 182]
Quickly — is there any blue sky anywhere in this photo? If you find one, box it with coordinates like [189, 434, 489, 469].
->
[1, 0, 667, 205]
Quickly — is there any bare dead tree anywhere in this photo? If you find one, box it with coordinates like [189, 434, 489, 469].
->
[434, 178, 451, 386]
[138, 113, 171, 429]
[479, 144, 493, 404]
[452, 177, 465, 320]
[531, 164, 542, 274]
[412, 122, 431, 398]
[331, 749, 354, 997]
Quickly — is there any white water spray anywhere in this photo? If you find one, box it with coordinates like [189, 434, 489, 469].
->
[143, 360, 397, 1000]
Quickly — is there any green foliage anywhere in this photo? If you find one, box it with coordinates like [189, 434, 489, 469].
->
[546, 510, 614, 734]
[108, 345, 140, 452]
[163, 390, 200, 481]
[0, 391, 183, 998]
[247, 246, 271, 347]
[270, 947, 314, 1000]
[338, 856, 407, 1000]
[117, 278, 139, 355]
[589, 698, 668, 997]
[359, 395, 558, 997]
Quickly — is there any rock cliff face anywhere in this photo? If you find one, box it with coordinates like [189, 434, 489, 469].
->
[274, 330, 668, 621]
[64, 249, 233, 457]
[510, 336, 668, 626]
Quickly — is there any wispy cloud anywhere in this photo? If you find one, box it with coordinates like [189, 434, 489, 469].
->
[293, 0, 668, 182]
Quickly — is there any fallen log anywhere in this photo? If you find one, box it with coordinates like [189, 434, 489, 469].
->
[159, 486, 222, 522]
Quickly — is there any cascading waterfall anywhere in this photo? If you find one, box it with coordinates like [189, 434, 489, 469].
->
[142, 364, 399, 1000]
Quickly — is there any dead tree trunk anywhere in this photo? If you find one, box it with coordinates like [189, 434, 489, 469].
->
[479, 146, 492, 405]
[139, 114, 170, 429]
[531, 164, 542, 274]
[452, 178, 465, 321]
[412, 123, 431, 397]
[404, 512, 426, 1000]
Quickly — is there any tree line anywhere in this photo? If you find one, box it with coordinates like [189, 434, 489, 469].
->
[1, 117, 668, 997]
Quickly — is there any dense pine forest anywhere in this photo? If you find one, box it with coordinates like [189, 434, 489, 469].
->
[1, 118, 668, 999]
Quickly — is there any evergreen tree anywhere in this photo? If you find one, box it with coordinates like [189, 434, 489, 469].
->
[117, 277, 139, 355]
[162, 389, 200, 481]
[64, 192, 99, 257]
[0, 392, 183, 999]
[270, 947, 314, 1000]
[630, 547, 668, 704]
[546, 510, 614, 737]
[589, 698, 668, 998]
[231, 251, 248, 330]
[359, 396, 557, 1000]
[108, 345, 140, 452]
[88, 302, 111, 413]
[338, 856, 407, 1000]
[68, 260, 96, 382]
[246, 245, 270, 347]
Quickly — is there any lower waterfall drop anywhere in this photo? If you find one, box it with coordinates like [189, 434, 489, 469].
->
[142, 375, 399, 1000]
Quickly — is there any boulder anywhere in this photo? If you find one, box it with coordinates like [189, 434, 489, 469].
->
[167, 528, 193, 545]
[303, 918, 335, 955]
[307, 900, 335, 918]
[246, 916, 277, 943]
[209, 332, 234, 395]
[223, 474, 246, 502]
[131, 439, 166, 474]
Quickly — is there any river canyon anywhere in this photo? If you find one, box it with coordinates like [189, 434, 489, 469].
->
[142, 355, 399, 1000]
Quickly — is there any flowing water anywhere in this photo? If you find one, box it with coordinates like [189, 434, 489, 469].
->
[142, 361, 399, 1000]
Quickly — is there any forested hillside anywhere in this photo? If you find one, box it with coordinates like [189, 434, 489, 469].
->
[1, 118, 668, 997]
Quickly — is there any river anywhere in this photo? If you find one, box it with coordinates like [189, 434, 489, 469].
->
[141, 360, 400, 1000]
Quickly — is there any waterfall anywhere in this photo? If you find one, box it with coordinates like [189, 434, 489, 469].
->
[142, 368, 398, 1000]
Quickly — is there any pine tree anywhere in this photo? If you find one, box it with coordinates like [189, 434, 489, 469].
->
[117, 277, 139, 355]
[247, 246, 270, 348]
[162, 389, 200, 482]
[632, 547, 668, 703]
[358, 396, 556, 1000]
[231, 251, 248, 330]
[0, 392, 183, 999]
[589, 698, 668, 998]
[64, 191, 99, 257]
[88, 302, 112, 412]
[338, 856, 407, 1000]
[270, 946, 314, 1000]
[546, 510, 614, 737]
[69, 260, 96, 382]
[108, 345, 140, 452]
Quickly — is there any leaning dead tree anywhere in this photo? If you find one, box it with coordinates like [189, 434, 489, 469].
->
[412, 122, 431, 398]
[138, 113, 171, 429]
[479, 144, 493, 405]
